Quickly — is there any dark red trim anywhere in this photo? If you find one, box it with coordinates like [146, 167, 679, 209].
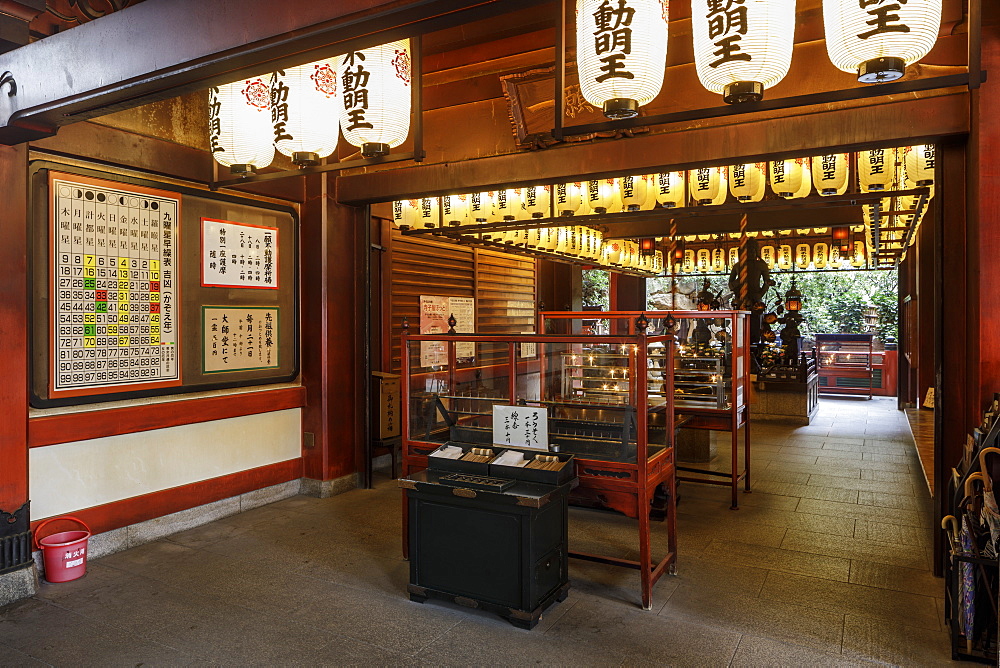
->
[29, 385, 306, 448]
[31, 458, 304, 534]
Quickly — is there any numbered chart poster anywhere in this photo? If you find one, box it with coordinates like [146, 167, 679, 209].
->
[202, 306, 279, 373]
[201, 218, 278, 289]
[49, 172, 182, 398]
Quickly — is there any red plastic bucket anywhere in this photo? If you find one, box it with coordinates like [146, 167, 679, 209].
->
[34, 516, 91, 583]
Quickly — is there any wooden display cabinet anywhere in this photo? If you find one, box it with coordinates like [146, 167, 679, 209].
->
[400, 329, 678, 609]
[816, 333, 875, 399]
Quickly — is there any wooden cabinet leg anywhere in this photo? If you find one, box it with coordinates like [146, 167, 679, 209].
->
[638, 487, 652, 610]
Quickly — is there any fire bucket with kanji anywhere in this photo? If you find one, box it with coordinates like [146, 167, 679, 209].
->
[34, 516, 91, 583]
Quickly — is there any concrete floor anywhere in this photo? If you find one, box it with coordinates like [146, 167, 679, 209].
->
[0, 396, 953, 666]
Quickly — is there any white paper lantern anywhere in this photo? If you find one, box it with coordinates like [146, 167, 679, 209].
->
[829, 244, 842, 267]
[823, 0, 942, 82]
[576, 0, 669, 119]
[495, 188, 523, 221]
[795, 243, 812, 269]
[689, 167, 727, 205]
[338, 39, 411, 157]
[470, 191, 495, 224]
[524, 185, 552, 218]
[770, 158, 811, 198]
[656, 171, 687, 208]
[903, 144, 935, 186]
[538, 227, 559, 251]
[584, 179, 620, 214]
[392, 199, 419, 229]
[442, 194, 471, 226]
[682, 249, 696, 272]
[777, 244, 792, 270]
[269, 61, 340, 165]
[696, 248, 712, 272]
[556, 182, 586, 216]
[417, 197, 440, 229]
[760, 244, 776, 268]
[851, 240, 867, 267]
[812, 153, 850, 195]
[692, 0, 796, 103]
[813, 242, 829, 268]
[209, 78, 275, 174]
[729, 162, 766, 202]
[859, 148, 896, 192]
[619, 175, 650, 211]
[712, 247, 727, 272]
[728, 246, 740, 268]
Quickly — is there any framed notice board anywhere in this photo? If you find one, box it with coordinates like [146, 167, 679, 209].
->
[30, 162, 299, 407]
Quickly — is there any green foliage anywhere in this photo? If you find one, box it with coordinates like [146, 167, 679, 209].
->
[770, 270, 898, 340]
[582, 270, 610, 309]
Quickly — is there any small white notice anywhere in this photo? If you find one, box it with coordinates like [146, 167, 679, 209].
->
[493, 405, 549, 450]
[519, 331, 537, 358]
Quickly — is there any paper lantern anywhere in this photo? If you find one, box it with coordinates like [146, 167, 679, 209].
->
[692, 0, 796, 103]
[712, 247, 727, 272]
[903, 144, 935, 186]
[209, 78, 275, 174]
[729, 246, 740, 268]
[524, 185, 552, 218]
[270, 60, 341, 165]
[859, 148, 896, 192]
[813, 242, 829, 269]
[416, 197, 440, 229]
[556, 182, 585, 216]
[777, 244, 792, 270]
[823, 0, 942, 82]
[851, 240, 867, 267]
[338, 39, 411, 157]
[812, 153, 850, 195]
[795, 243, 812, 269]
[770, 158, 811, 198]
[829, 244, 842, 267]
[576, 0, 669, 119]
[689, 167, 727, 205]
[682, 249, 696, 273]
[619, 175, 650, 211]
[537, 227, 559, 251]
[495, 188, 523, 221]
[442, 194, 470, 226]
[470, 191, 495, 224]
[696, 248, 712, 272]
[656, 171, 687, 208]
[584, 179, 621, 214]
[760, 244, 776, 268]
[392, 199, 419, 229]
[729, 162, 766, 202]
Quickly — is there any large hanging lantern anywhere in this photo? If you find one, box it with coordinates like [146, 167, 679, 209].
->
[760, 244, 776, 268]
[656, 171, 687, 208]
[442, 194, 471, 226]
[470, 191, 496, 225]
[711, 247, 727, 272]
[729, 162, 766, 202]
[495, 188, 523, 221]
[689, 167, 727, 205]
[770, 158, 811, 198]
[691, 0, 796, 103]
[338, 39, 411, 158]
[696, 248, 712, 272]
[416, 197, 440, 229]
[270, 60, 341, 166]
[209, 78, 275, 175]
[795, 243, 812, 269]
[728, 246, 740, 268]
[619, 175, 651, 211]
[813, 242, 829, 268]
[524, 185, 552, 218]
[556, 182, 586, 216]
[859, 148, 896, 192]
[392, 199, 419, 230]
[777, 244, 792, 270]
[851, 240, 867, 267]
[812, 153, 850, 196]
[903, 144, 935, 186]
[576, 0, 669, 119]
[682, 249, 696, 272]
[585, 179, 620, 214]
[823, 0, 942, 83]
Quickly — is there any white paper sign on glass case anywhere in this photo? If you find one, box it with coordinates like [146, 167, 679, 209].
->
[493, 405, 549, 450]
[202, 218, 278, 289]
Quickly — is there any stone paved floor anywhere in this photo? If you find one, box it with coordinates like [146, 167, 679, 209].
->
[0, 396, 954, 666]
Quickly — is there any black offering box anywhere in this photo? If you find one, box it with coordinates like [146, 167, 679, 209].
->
[426, 443, 502, 476]
[488, 449, 576, 486]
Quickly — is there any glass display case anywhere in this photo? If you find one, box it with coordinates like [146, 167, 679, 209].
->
[400, 330, 678, 610]
[540, 310, 751, 509]
[816, 333, 875, 399]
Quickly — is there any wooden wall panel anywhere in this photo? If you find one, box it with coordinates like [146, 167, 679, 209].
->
[475, 249, 536, 336]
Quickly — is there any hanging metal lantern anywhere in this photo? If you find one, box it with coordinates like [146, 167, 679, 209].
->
[338, 39, 411, 158]
[784, 278, 803, 312]
[620, 174, 651, 211]
[812, 153, 850, 196]
[795, 243, 812, 269]
[689, 166, 727, 205]
[858, 148, 896, 192]
[823, 0, 942, 83]
[692, 0, 796, 103]
[770, 158, 811, 198]
[270, 60, 341, 166]
[813, 242, 829, 268]
[524, 185, 552, 218]
[903, 144, 935, 186]
[729, 162, 766, 202]
[656, 171, 687, 208]
[442, 194, 471, 226]
[209, 78, 275, 175]
[576, 0, 669, 119]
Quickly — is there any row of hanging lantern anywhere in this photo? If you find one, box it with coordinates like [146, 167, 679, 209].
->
[391, 145, 934, 226]
[209, 40, 412, 175]
[673, 240, 868, 274]
[576, 0, 942, 118]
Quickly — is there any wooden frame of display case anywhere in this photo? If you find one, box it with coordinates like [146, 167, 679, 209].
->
[816, 333, 875, 399]
[540, 310, 751, 510]
[400, 330, 678, 610]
